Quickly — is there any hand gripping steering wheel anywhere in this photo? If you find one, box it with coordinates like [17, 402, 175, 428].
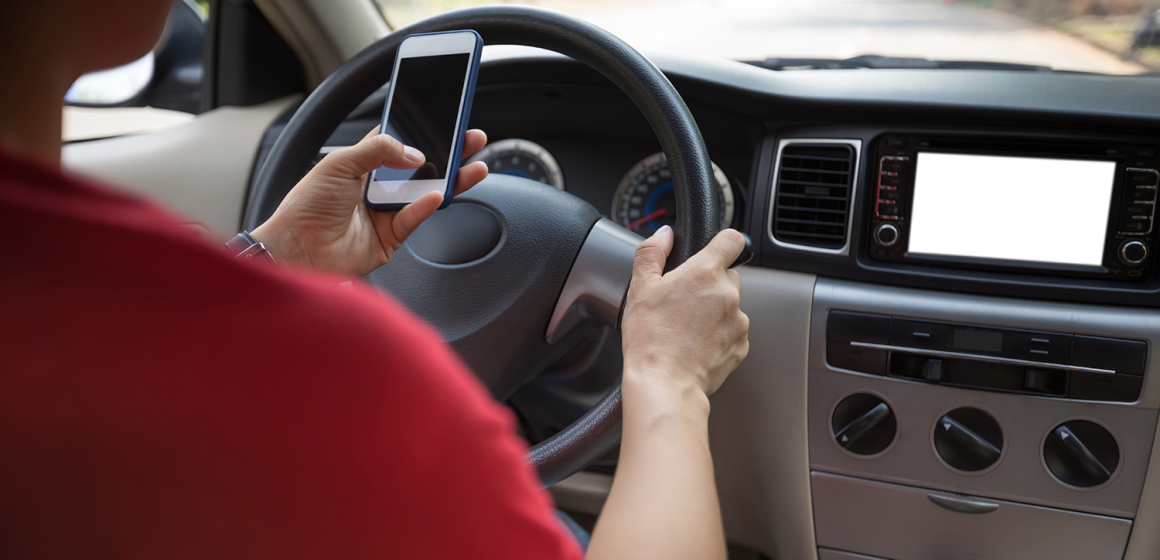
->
[246, 5, 720, 487]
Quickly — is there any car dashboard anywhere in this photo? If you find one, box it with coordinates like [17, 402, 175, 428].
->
[249, 48, 1160, 560]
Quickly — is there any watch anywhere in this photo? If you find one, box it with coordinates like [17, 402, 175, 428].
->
[223, 231, 275, 264]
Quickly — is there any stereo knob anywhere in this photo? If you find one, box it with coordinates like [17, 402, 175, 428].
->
[874, 223, 899, 247]
[1120, 240, 1149, 266]
[1044, 420, 1120, 488]
[831, 393, 897, 456]
[933, 407, 1004, 473]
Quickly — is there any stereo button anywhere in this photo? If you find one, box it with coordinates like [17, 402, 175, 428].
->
[1132, 187, 1158, 202]
[874, 223, 900, 247]
[880, 174, 902, 187]
[877, 202, 900, 216]
[1128, 169, 1160, 186]
[1124, 203, 1153, 215]
[1120, 218, 1151, 233]
[884, 160, 906, 173]
[1120, 240, 1149, 265]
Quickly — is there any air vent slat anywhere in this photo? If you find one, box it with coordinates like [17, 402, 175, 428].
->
[777, 193, 848, 202]
[772, 229, 846, 240]
[776, 205, 847, 215]
[771, 143, 857, 250]
[775, 217, 846, 226]
[779, 167, 851, 175]
[779, 154, 851, 163]
[778, 178, 850, 188]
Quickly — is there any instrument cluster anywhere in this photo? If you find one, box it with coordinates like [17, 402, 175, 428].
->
[467, 138, 740, 235]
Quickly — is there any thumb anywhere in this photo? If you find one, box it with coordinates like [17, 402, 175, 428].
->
[320, 133, 425, 180]
[631, 225, 674, 284]
[689, 228, 746, 270]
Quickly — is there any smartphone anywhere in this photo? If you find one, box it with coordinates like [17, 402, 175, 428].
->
[365, 30, 483, 211]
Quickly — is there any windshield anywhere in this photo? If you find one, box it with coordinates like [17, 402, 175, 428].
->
[375, 0, 1157, 74]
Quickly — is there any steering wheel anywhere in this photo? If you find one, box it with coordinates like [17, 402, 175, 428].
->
[245, 5, 719, 487]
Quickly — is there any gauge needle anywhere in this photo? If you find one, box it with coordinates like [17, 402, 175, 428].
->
[627, 208, 666, 230]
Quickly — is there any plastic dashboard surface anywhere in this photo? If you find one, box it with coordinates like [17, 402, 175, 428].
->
[248, 49, 1160, 306]
[756, 125, 1160, 308]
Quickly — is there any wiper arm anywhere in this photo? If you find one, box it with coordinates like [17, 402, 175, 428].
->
[747, 55, 1052, 72]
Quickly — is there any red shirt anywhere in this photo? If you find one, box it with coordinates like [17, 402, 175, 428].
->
[0, 149, 583, 559]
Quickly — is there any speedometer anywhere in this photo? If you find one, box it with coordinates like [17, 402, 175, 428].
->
[466, 138, 565, 190]
[612, 152, 734, 236]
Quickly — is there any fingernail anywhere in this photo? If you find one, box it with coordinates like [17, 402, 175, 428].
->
[654, 225, 672, 236]
[403, 145, 424, 163]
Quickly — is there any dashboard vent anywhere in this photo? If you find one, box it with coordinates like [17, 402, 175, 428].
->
[771, 143, 857, 250]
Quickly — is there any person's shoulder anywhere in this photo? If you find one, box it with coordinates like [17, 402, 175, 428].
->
[0, 148, 466, 391]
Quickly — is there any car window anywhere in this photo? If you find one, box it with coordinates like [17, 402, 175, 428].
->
[62, 0, 207, 141]
[374, 0, 1157, 74]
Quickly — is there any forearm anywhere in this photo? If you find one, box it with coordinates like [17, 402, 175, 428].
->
[585, 368, 726, 560]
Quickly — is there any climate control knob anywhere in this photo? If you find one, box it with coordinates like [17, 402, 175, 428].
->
[933, 407, 1004, 473]
[1120, 239, 1149, 266]
[1044, 420, 1120, 488]
[874, 223, 899, 247]
[832, 393, 897, 456]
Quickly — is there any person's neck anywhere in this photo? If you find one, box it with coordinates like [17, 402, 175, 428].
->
[0, 76, 70, 166]
[0, 7, 77, 166]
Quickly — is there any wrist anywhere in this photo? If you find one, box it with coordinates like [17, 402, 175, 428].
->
[622, 364, 711, 422]
[250, 217, 305, 268]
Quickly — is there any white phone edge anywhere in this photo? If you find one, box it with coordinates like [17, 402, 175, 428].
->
[365, 31, 479, 207]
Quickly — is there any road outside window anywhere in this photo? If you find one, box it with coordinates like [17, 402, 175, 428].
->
[376, 0, 1160, 74]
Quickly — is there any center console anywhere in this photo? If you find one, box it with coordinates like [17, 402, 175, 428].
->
[807, 135, 1160, 558]
[808, 278, 1158, 560]
[765, 128, 1160, 560]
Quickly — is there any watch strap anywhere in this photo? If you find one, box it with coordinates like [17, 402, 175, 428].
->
[224, 231, 275, 264]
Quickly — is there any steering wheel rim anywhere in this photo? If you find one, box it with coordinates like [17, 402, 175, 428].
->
[246, 5, 719, 487]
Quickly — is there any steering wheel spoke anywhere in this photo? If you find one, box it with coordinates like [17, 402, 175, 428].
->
[546, 219, 644, 344]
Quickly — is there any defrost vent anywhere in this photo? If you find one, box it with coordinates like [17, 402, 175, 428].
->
[770, 141, 859, 253]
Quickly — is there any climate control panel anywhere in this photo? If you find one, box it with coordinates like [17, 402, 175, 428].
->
[808, 277, 1158, 523]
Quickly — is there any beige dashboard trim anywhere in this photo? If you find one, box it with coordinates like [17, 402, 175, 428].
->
[550, 471, 612, 515]
[548, 267, 817, 560]
[62, 95, 302, 236]
[62, 106, 195, 142]
[711, 266, 818, 560]
[1126, 426, 1160, 560]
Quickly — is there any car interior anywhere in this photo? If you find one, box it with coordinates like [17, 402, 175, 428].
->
[62, 0, 1160, 559]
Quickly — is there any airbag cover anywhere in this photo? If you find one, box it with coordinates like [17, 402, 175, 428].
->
[408, 202, 502, 264]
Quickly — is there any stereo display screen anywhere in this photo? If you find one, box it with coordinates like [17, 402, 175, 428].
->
[909, 153, 1117, 267]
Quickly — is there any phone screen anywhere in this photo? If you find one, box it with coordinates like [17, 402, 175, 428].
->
[374, 53, 471, 186]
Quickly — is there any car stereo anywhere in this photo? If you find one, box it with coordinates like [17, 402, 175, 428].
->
[868, 135, 1160, 281]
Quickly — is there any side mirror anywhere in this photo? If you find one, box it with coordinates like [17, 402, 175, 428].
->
[64, 0, 205, 113]
[65, 52, 156, 106]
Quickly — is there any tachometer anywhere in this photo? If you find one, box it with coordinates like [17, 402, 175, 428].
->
[466, 138, 565, 190]
[612, 152, 734, 235]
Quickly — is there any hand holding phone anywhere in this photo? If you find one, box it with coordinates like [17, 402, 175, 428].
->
[366, 30, 484, 210]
